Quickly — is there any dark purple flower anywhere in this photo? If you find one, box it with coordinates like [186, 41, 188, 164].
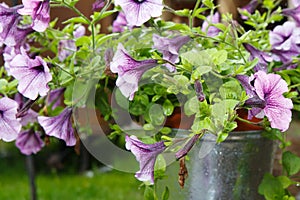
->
[114, 0, 164, 26]
[125, 135, 165, 184]
[16, 130, 44, 155]
[175, 134, 200, 160]
[282, 5, 300, 26]
[18, 0, 50, 32]
[153, 34, 190, 72]
[112, 11, 129, 33]
[0, 3, 32, 47]
[239, 0, 258, 20]
[243, 43, 272, 72]
[195, 80, 205, 102]
[201, 12, 220, 37]
[38, 107, 76, 146]
[110, 43, 158, 100]
[92, 0, 105, 11]
[9, 48, 52, 100]
[238, 71, 293, 132]
[58, 40, 76, 62]
[0, 97, 22, 142]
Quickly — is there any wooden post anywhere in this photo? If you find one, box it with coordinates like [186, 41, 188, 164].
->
[26, 155, 37, 200]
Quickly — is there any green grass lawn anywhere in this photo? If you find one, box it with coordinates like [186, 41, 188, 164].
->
[0, 142, 144, 200]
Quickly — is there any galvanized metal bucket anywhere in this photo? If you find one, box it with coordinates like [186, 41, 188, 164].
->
[157, 130, 277, 200]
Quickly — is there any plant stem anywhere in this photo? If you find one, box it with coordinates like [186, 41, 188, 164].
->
[61, 0, 90, 24]
[189, 0, 201, 28]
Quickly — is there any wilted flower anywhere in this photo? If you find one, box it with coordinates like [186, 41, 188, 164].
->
[114, 0, 164, 26]
[0, 97, 22, 142]
[18, 0, 50, 32]
[15, 130, 44, 155]
[153, 34, 190, 72]
[46, 88, 65, 110]
[9, 48, 52, 100]
[125, 135, 165, 184]
[38, 107, 76, 146]
[110, 43, 158, 100]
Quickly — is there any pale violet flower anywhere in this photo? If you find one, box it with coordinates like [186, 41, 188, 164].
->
[16, 130, 44, 155]
[112, 11, 129, 33]
[292, 0, 300, 7]
[9, 48, 52, 100]
[18, 0, 50, 32]
[110, 43, 158, 100]
[114, 0, 164, 26]
[237, 71, 293, 132]
[153, 34, 190, 72]
[38, 107, 76, 146]
[0, 97, 22, 142]
[201, 12, 220, 37]
[125, 135, 165, 184]
[58, 39, 76, 62]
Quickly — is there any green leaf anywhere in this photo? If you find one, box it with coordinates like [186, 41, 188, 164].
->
[282, 151, 300, 176]
[63, 16, 89, 25]
[143, 123, 155, 131]
[219, 79, 242, 100]
[277, 176, 293, 189]
[144, 186, 156, 200]
[162, 186, 170, 200]
[154, 154, 166, 179]
[212, 50, 227, 65]
[258, 173, 285, 200]
[148, 104, 165, 126]
[163, 99, 174, 116]
[174, 9, 190, 17]
[92, 10, 118, 23]
[203, 0, 214, 9]
[184, 96, 199, 116]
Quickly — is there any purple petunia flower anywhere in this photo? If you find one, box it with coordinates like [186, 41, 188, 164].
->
[201, 12, 220, 37]
[153, 34, 190, 72]
[18, 0, 50, 32]
[38, 107, 76, 146]
[292, 0, 300, 7]
[92, 0, 105, 11]
[114, 0, 164, 26]
[58, 40, 76, 62]
[125, 135, 165, 184]
[9, 48, 52, 100]
[269, 21, 300, 52]
[237, 71, 293, 132]
[16, 130, 44, 155]
[112, 11, 129, 33]
[269, 21, 300, 63]
[0, 97, 22, 142]
[243, 43, 272, 72]
[14, 93, 38, 125]
[0, 3, 32, 47]
[46, 88, 65, 110]
[282, 5, 300, 27]
[239, 0, 258, 20]
[73, 25, 86, 38]
[110, 43, 158, 100]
